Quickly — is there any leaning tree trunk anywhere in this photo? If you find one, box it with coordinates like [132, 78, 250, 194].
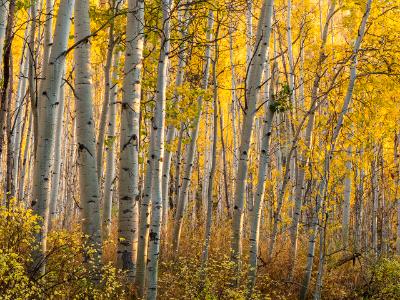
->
[300, 1, 372, 297]
[172, 10, 214, 254]
[146, 1, 173, 298]
[117, 0, 144, 277]
[31, 0, 74, 275]
[231, 0, 274, 278]
[74, 0, 102, 261]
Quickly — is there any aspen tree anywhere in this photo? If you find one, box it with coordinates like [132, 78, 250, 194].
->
[247, 58, 277, 297]
[161, 1, 190, 237]
[12, 30, 29, 189]
[201, 17, 218, 269]
[231, 0, 274, 276]
[300, 1, 372, 297]
[395, 133, 400, 255]
[48, 79, 65, 229]
[354, 148, 365, 253]
[135, 128, 154, 296]
[0, 0, 15, 158]
[97, 2, 116, 183]
[288, 0, 336, 278]
[371, 155, 379, 255]
[342, 146, 352, 248]
[146, 0, 173, 298]
[74, 0, 102, 259]
[0, 0, 8, 61]
[172, 10, 214, 253]
[103, 51, 120, 239]
[31, 0, 74, 273]
[117, 0, 144, 275]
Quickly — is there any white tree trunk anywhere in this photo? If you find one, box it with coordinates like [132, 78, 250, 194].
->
[231, 0, 274, 275]
[201, 24, 218, 269]
[247, 59, 276, 296]
[300, 1, 372, 297]
[0, 0, 8, 63]
[342, 146, 352, 248]
[31, 0, 74, 272]
[12, 28, 29, 189]
[354, 148, 364, 252]
[135, 131, 154, 296]
[172, 11, 214, 254]
[161, 4, 189, 237]
[395, 134, 400, 254]
[74, 0, 102, 259]
[102, 51, 120, 239]
[117, 0, 144, 275]
[288, 0, 336, 279]
[146, 1, 173, 298]
[371, 156, 379, 255]
[48, 78, 65, 230]
[97, 17, 115, 183]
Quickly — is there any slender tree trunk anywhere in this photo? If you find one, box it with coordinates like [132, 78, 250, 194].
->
[117, 0, 144, 276]
[0, 0, 8, 62]
[395, 134, 400, 254]
[228, 23, 239, 198]
[342, 146, 352, 248]
[0, 0, 15, 160]
[173, 125, 184, 207]
[201, 22, 218, 270]
[12, 27, 29, 190]
[135, 129, 154, 297]
[247, 59, 276, 297]
[28, 0, 38, 154]
[146, 1, 173, 298]
[97, 11, 115, 183]
[161, 4, 190, 237]
[371, 156, 379, 255]
[18, 112, 31, 200]
[102, 51, 120, 239]
[231, 0, 274, 277]
[219, 102, 231, 218]
[172, 11, 214, 254]
[288, 0, 337, 279]
[300, 1, 372, 297]
[354, 149, 364, 252]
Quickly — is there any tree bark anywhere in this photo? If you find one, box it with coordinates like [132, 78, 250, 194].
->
[74, 0, 102, 261]
[117, 0, 144, 276]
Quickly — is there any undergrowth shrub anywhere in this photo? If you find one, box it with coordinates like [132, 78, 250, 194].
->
[0, 200, 126, 299]
[361, 258, 400, 299]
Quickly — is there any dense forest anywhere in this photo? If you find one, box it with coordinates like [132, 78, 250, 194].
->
[0, 0, 400, 298]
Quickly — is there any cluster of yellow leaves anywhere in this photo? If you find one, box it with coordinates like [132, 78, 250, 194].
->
[0, 200, 127, 299]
